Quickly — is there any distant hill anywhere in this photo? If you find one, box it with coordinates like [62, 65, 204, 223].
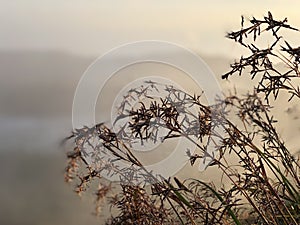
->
[0, 51, 93, 117]
[0, 51, 232, 118]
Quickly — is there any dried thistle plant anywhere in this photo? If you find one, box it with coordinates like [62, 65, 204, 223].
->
[64, 12, 300, 225]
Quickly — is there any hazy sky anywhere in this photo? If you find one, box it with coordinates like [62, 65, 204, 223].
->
[1, 0, 300, 57]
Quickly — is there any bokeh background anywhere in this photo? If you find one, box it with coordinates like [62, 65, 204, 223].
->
[1, 1, 300, 224]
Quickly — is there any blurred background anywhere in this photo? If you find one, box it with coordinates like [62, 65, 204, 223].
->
[1, 1, 300, 225]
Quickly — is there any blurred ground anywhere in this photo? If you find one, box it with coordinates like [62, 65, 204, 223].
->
[0, 151, 105, 225]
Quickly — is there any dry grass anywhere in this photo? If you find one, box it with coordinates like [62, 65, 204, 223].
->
[64, 12, 300, 225]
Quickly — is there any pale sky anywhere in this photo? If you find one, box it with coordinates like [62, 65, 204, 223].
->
[1, 0, 300, 58]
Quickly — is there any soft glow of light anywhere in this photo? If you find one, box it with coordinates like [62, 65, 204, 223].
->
[0, 0, 300, 57]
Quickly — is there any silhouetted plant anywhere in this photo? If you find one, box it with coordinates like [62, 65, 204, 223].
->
[64, 12, 300, 225]
[223, 11, 300, 102]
